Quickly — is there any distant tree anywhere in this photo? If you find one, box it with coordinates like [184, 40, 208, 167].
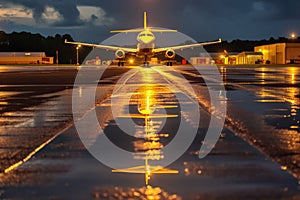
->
[204, 36, 294, 53]
[0, 31, 92, 64]
[269, 37, 275, 43]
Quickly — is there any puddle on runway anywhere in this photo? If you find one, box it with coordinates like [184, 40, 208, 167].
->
[85, 67, 202, 187]
[112, 84, 180, 185]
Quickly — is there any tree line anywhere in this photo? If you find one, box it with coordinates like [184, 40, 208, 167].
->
[0, 31, 92, 64]
[205, 37, 300, 53]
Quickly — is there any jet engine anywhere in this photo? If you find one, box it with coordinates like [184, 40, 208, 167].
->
[115, 49, 126, 59]
[165, 49, 175, 59]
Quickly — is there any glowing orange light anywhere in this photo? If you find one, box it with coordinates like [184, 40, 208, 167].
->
[138, 89, 156, 115]
[291, 33, 297, 39]
[129, 59, 134, 64]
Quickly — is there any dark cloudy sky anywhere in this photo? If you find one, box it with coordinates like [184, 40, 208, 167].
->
[0, 0, 299, 43]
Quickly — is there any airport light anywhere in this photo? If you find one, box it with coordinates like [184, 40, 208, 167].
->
[76, 45, 81, 65]
[129, 59, 135, 64]
[290, 33, 297, 39]
[56, 50, 59, 65]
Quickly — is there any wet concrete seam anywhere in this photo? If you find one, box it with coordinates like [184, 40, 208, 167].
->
[0, 70, 128, 174]
[2, 121, 74, 174]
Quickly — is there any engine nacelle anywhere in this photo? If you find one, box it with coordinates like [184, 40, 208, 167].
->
[115, 49, 125, 59]
[165, 49, 175, 59]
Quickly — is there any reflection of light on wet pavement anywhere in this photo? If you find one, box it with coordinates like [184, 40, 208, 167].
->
[211, 66, 300, 179]
[291, 74, 295, 84]
[175, 65, 300, 180]
[256, 84, 299, 132]
[288, 67, 297, 85]
[93, 185, 182, 200]
[251, 66, 300, 133]
[256, 85, 299, 105]
[0, 88, 75, 173]
[1, 66, 299, 199]
[112, 68, 182, 185]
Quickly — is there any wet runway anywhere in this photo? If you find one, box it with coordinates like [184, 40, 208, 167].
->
[0, 64, 299, 199]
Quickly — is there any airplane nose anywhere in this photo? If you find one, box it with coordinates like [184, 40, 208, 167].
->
[140, 36, 154, 44]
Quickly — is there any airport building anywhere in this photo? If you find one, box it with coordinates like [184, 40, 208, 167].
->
[224, 54, 238, 65]
[224, 52, 263, 65]
[190, 56, 212, 65]
[0, 52, 54, 64]
[189, 53, 230, 65]
[236, 52, 263, 64]
[254, 43, 300, 64]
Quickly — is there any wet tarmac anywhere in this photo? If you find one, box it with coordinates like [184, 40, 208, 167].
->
[0, 64, 299, 199]
[175, 65, 300, 179]
[0, 66, 130, 172]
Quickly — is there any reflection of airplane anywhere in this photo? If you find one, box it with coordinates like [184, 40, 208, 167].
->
[112, 158, 178, 185]
[65, 12, 222, 66]
[113, 85, 179, 185]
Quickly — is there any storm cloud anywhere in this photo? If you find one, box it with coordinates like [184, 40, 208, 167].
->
[0, 0, 299, 42]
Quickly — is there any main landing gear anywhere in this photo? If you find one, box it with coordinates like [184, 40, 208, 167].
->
[166, 61, 173, 66]
[118, 61, 125, 67]
[143, 55, 150, 67]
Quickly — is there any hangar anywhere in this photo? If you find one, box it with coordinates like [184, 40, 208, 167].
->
[254, 43, 300, 64]
[0, 52, 54, 65]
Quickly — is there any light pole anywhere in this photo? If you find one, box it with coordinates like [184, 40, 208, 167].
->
[76, 45, 81, 65]
[56, 50, 59, 65]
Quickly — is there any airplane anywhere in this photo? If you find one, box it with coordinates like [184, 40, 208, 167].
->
[65, 12, 222, 66]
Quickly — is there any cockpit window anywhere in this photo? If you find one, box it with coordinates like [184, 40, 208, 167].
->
[140, 33, 153, 37]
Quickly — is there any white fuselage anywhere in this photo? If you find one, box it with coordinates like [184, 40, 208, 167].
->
[137, 30, 155, 58]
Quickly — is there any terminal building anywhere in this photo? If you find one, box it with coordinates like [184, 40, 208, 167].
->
[254, 43, 300, 64]
[0, 52, 54, 64]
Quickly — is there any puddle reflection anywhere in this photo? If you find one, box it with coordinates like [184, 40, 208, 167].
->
[93, 185, 182, 200]
[113, 84, 178, 185]
[254, 67, 300, 132]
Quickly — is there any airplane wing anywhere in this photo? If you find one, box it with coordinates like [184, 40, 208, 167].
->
[65, 40, 138, 53]
[153, 38, 222, 53]
[110, 29, 144, 33]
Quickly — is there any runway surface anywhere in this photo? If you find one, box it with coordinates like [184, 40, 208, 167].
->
[0, 64, 299, 199]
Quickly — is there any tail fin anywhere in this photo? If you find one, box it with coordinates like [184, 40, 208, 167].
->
[144, 12, 147, 30]
[143, 11, 177, 32]
[111, 12, 148, 33]
[111, 12, 177, 33]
